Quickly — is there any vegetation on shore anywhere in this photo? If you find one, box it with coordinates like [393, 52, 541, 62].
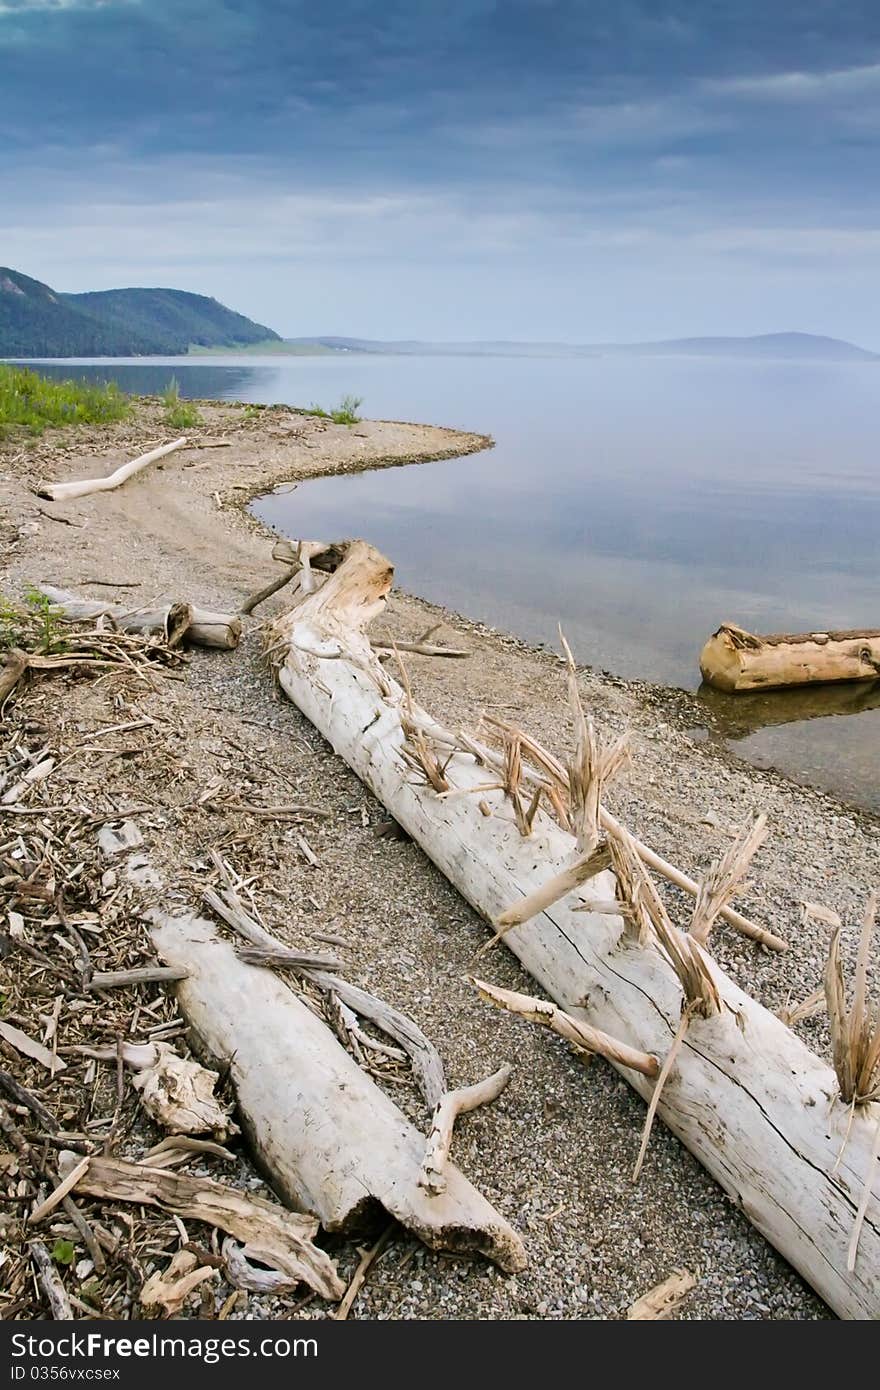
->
[161, 378, 204, 429]
[0, 587, 67, 655]
[307, 393, 363, 425]
[0, 363, 131, 436]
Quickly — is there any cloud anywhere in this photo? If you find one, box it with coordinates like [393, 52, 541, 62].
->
[3, 2, 880, 340]
[704, 62, 880, 102]
[0, 1, 133, 12]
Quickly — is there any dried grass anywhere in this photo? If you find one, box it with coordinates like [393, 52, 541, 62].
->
[825, 897, 880, 1107]
[690, 815, 768, 945]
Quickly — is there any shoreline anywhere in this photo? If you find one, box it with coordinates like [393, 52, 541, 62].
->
[2, 396, 876, 1320]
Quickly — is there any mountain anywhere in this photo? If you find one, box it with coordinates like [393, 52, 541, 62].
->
[286, 332, 878, 362]
[64, 287, 280, 354]
[0, 266, 280, 357]
[0, 267, 159, 357]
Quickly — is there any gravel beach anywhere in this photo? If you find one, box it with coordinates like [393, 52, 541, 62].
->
[2, 397, 877, 1320]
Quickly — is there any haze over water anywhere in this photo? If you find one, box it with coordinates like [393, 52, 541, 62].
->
[34, 353, 880, 811]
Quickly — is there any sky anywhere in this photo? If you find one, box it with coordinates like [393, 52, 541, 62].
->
[3, 0, 880, 343]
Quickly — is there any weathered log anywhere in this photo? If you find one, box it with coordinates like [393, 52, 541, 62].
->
[268, 539, 880, 1319]
[202, 863, 445, 1107]
[149, 908, 525, 1272]
[700, 621, 880, 692]
[38, 586, 241, 651]
[38, 437, 189, 503]
[186, 608, 243, 650]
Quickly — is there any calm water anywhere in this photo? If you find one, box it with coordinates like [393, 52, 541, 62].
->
[29, 354, 880, 810]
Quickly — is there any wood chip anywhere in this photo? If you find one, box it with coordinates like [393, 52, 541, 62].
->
[0, 1020, 67, 1073]
[627, 1268, 697, 1319]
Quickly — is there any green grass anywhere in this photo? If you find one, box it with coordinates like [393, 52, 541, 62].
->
[307, 393, 364, 425]
[0, 587, 67, 656]
[0, 364, 131, 437]
[161, 377, 203, 429]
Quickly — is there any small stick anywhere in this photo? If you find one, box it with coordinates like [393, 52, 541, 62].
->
[847, 1111, 880, 1273]
[632, 1007, 693, 1181]
[29, 1155, 91, 1225]
[37, 507, 84, 528]
[89, 966, 189, 990]
[62, 1197, 105, 1273]
[78, 579, 142, 588]
[334, 1225, 395, 1321]
[373, 640, 471, 659]
[38, 437, 188, 503]
[420, 1064, 512, 1196]
[471, 978, 659, 1078]
[29, 1240, 73, 1320]
[0, 1068, 59, 1130]
[240, 565, 301, 616]
[485, 842, 612, 948]
[235, 944, 342, 973]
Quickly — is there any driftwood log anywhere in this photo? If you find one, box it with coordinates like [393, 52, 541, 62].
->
[701, 621, 880, 692]
[149, 909, 525, 1273]
[38, 586, 241, 651]
[38, 437, 189, 503]
[267, 539, 880, 1320]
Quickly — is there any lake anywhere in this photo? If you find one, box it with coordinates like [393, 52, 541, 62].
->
[27, 353, 880, 811]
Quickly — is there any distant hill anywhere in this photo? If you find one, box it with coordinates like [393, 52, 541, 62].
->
[0, 268, 159, 357]
[286, 331, 878, 362]
[595, 332, 879, 362]
[0, 266, 280, 357]
[65, 287, 279, 354]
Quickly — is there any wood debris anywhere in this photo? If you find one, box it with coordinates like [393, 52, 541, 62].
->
[627, 1268, 697, 1319]
[131, 1044, 238, 1141]
[57, 1152, 345, 1302]
[139, 1248, 217, 1316]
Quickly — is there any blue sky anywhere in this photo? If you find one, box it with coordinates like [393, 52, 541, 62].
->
[3, 1, 880, 343]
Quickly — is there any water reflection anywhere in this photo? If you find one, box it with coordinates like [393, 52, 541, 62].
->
[698, 678, 880, 739]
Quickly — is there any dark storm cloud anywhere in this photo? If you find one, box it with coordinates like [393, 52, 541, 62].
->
[4, 1, 880, 167]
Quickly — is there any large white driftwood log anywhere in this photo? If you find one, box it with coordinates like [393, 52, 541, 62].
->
[38, 586, 241, 651]
[38, 437, 189, 503]
[268, 540, 880, 1320]
[149, 909, 525, 1273]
